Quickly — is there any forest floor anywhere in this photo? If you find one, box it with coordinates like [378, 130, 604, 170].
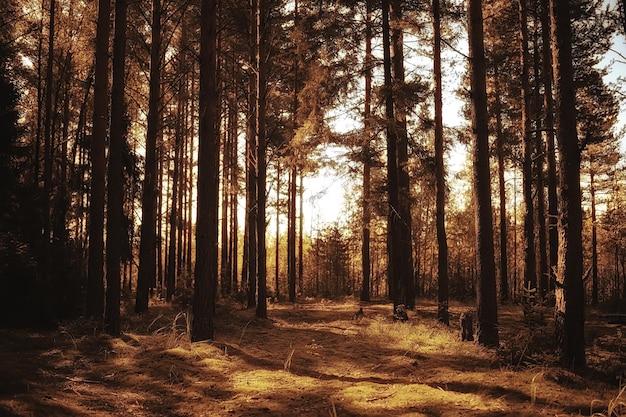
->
[0, 297, 625, 417]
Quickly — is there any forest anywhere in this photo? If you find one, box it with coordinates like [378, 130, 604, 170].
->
[1, 0, 626, 415]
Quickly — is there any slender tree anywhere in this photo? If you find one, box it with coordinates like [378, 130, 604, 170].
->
[518, 0, 537, 293]
[86, 0, 109, 319]
[166, 84, 182, 302]
[494, 71, 509, 303]
[361, 0, 373, 303]
[549, 0, 585, 368]
[136, 0, 162, 313]
[391, 0, 415, 309]
[192, 0, 219, 342]
[468, 0, 499, 347]
[541, 0, 558, 296]
[255, 0, 269, 319]
[105, 0, 128, 335]
[433, 0, 449, 325]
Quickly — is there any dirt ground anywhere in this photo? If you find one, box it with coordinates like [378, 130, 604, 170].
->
[0, 298, 625, 417]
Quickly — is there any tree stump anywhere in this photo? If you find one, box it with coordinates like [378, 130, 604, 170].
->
[460, 312, 474, 341]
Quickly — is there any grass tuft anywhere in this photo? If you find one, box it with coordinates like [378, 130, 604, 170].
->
[530, 371, 543, 405]
[284, 348, 295, 371]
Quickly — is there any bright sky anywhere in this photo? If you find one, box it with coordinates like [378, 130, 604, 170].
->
[301, 20, 626, 233]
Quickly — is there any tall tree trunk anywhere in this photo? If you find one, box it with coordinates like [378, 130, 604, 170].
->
[361, 0, 373, 303]
[166, 89, 182, 302]
[390, 0, 415, 309]
[220, 116, 231, 296]
[42, 0, 55, 273]
[382, 0, 400, 307]
[186, 68, 195, 276]
[192, 0, 219, 342]
[288, 166, 296, 301]
[34, 11, 43, 187]
[86, 0, 109, 319]
[533, 20, 548, 301]
[105, 0, 127, 335]
[255, 0, 268, 319]
[519, 0, 537, 294]
[590, 163, 598, 304]
[549, 0, 585, 368]
[433, 0, 449, 324]
[157, 146, 165, 296]
[136, 0, 162, 313]
[246, 69, 258, 309]
[467, 0, 499, 347]
[288, 0, 299, 303]
[494, 71, 509, 303]
[298, 174, 304, 293]
[230, 105, 239, 293]
[541, 0, 558, 295]
[275, 164, 281, 299]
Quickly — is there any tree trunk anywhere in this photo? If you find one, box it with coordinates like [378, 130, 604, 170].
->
[382, 0, 400, 307]
[192, 0, 219, 342]
[531, 18, 548, 302]
[136, 0, 162, 313]
[275, 164, 281, 300]
[246, 69, 258, 309]
[220, 145, 230, 296]
[590, 164, 598, 304]
[519, 0, 537, 293]
[541, 0, 558, 296]
[288, 166, 296, 301]
[86, 0, 109, 319]
[255, 0, 268, 319]
[433, 0, 449, 325]
[467, 0, 499, 347]
[494, 71, 509, 303]
[166, 88, 182, 302]
[105, 0, 127, 335]
[361, 0, 373, 303]
[549, 0, 586, 368]
[230, 105, 239, 293]
[391, 0, 415, 310]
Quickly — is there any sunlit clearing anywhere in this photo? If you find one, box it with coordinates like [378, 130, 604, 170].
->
[337, 382, 506, 415]
[232, 369, 318, 394]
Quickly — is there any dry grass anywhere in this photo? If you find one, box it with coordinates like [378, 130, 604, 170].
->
[0, 298, 624, 416]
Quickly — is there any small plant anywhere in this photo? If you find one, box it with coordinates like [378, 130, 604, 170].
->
[155, 312, 191, 349]
[284, 348, 295, 371]
[530, 372, 543, 405]
[591, 385, 626, 417]
[328, 400, 337, 417]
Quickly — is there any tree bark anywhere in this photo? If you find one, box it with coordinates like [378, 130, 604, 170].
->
[255, 0, 268, 319]
[541, 0, 558, 296]
[136, 0, 162, 313]
[433, 0, 449, 325]
[494, 71, 509, 303]
[86, 0, 109, 319]
[246, 71, 258, 309]
[105, 0, 127, 335]
[361, 0, 373, 303]
[288, 166, 296, 301]
[390, 0, 415, 310]
[166, 87, 182, 302]
[549, 0, 586, 368]
[533, 20, 548, 301]
[192, 0, 219, 342]
[519, 0, 537, 293]
[467, 0, 499, 347]
[590, 160, 598, 304]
